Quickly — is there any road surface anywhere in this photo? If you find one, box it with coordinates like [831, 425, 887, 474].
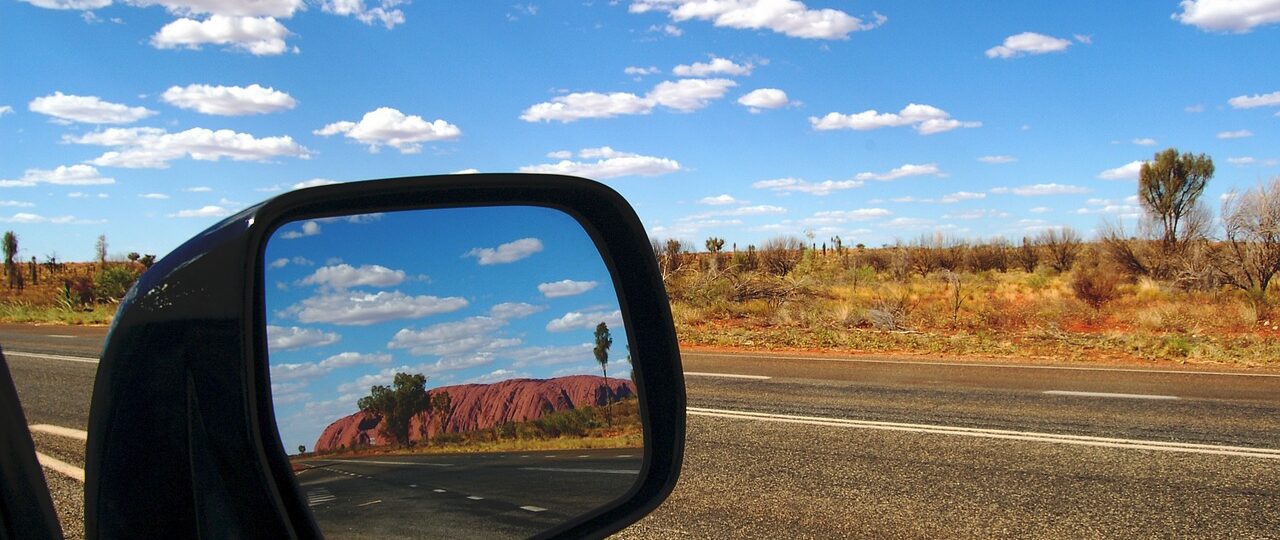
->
[4, 324, 1279, 538]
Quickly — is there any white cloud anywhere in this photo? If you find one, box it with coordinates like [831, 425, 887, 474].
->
[629, 0, 886, 40]
[299, 263, 405, 290]
[170, 205, 230, 218]
[1075, 198, 1143, 218]
[624, 66, 660, 76]
[0, 213, 103, 225]
[465, 237, 543, 265]
[810, 103, 980, 135]
[318, 351, 392, 369]
[520, 78, 735, 122]
[1074, 34, 1092, 44]
[1174, 0, 1280, 32]
[1217, 129, 1254, 139]
[993, 183, 1091, 196]
[489, 302, 545, 319]
[752, 177, 863, 196]
[288, 290, 469, 326]
[508, 343, 596, 368]
[266, 325, 340, 351]
[1097, 160, 1145, 180]
[268, 256, 312, 268]
[1227, 156, 1279, 166]
[271, 352, 390, 382]
[139, 193, 170, 199]
[388, 316, 517, 357]
[151, 15, 292, 56]
[942, 209, 1008, 220]
[985, 32, 1072, 59]
[546, 309, 622, 332]
[0, 106, 11, 117]
[940, 191, 986, 203]
[319, 0, 406, 28]
[0, 165, 114, 187]
[17, 0, 111, 9]
[807, 208, 890, 223]
[699, 194, 741, 205]
[673, 57, 752, 77]
[1185, 104, 1205, 113]
[538, 279, 599, 298]
[126, 0, 302, 17]
[450, 168, 480, 175]
[0, 201, 34, 207]
[519, 147, 681, 179]
[978, 155, 1016, 164]
[68, 126, 310, 168]
[683, 204, 786, 221]
[1228, 90, 1280, 109]
[161, 83, 296, 115]
[853, 163, 945, 181]
[28, 92, 155, 124]
[184, 186, 213, 192]
[737, 88, 790, 112]
[1132, 137, 1158, 146]
[315, 107, 461, 153]
[280, 220, 321, 239]
[1029, 207, 1051, 214]
[293, 178, 339, 189]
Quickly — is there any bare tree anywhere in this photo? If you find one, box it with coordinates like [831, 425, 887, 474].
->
[1213, 179, 1280, 316]
[1037, 227, 1082, 272]
[759, 236, 803, 276]
[1015, 237, 1039, 272]
[95, 234, 108, 266]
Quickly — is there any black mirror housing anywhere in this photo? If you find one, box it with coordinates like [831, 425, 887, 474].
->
[86, 174, 685, 539]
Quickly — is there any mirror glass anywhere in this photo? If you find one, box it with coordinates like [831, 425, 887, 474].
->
[262, 205, 641, 539]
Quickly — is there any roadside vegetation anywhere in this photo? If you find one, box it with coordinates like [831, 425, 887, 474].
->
[0, 233, 154, 325]
[658, 151, 1280, 369]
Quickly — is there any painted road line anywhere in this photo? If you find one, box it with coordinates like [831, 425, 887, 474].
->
[356, 500, 382, 507]
[5, 351, 99, 364]
[521, 467, 641, 475]
[683, 352, 1280, 378]
[521, 506, 548, 512]
[684, 371, 772, 380]
[45, 335, 76, 339]
[433, 489, 447, 493]
[29, 424, 88, 441]
[688, 407, 1280, 460]
[36, 452, 85, 482]
[467, 496, 484, 501]
[1044, 390, 1179, 400]
[323, 458, 452, 467]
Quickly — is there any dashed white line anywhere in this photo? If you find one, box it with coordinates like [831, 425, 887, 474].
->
[521, 506, 548, 512]
[467, 496, 484, 500]
[29, 424, 88, 441]
[322, 458, 452, 467]
[356, 500, 382, 507]
[1044, 390, 1179, 400]
[521, 467, 641, 475]
[35, 452, 84, 482]
[433, 489, 447, 493]
[684, 371, 772, 380]
[5, 351, 98, 364]
[45, 334, 76, 339]
[688, 407, 1280, 459]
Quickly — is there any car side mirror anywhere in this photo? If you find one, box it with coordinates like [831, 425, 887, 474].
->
[85, 174, 685, 539]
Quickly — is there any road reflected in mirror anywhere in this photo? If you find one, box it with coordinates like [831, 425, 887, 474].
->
[263, 205, 641, 539]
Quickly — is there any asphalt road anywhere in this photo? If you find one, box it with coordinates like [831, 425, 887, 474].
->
[4, 324, 1280, 538]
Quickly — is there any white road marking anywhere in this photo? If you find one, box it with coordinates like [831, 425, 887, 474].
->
[685, 352, 1280, 378]
[521, 506, 548, 512]
[356, 500, 382, 507]
[521, 467, 641, 475]
[5, 351, 98, 364]
[467, 496, 484, 500]
[577, 455, 589, 458]
[45, 335, 76, 339]
[306, 488, 335, 507]
[36, 452, 85, 482]
[409, 484, 417, 488]
[323, 458, 451, 467]
[684, 371, 772, 380]
[29, 424, 88, 441]
[688, 407, 1280, 460]
[1044, 390, 1179, 400]
[433, 489, 447, 493]
[617, 455, 633, 458]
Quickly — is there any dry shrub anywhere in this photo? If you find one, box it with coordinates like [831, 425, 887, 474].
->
[759, 236, 804, 276]
[867, 284, 916, 330]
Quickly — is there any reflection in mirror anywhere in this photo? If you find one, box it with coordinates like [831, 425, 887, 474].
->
[263, 206, 641, 539]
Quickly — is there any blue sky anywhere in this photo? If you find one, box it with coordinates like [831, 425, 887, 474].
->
[3, 1, 1280, 261]
[264, 206, 629, 451]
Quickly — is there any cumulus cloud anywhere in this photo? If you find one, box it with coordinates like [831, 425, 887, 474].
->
[0, 213, 103, 225]
[810, 103, 980, 135]
[520, 78, 735, 122]
[465, 237, 543, 265]
[0, 201, 34, 207]
[126, 0, 303, 17]
[752, 177, 863, 196]
[0, 165, 114, 188]
[489, 302, 545, 319]
[854, 163, 945, 181]
[991, 183, 1091, 196]
[1174, 0, 1280, 32]
[546, 309, 623, 332]
[170, 205, 230, 218]
[0, 106, 11, 117]
[319, 0, 406, 28]
[67, 126, 310, 168]
[1097, 160, 1145, 180]
[699, 194, 741, 205]
[673, 57, 753, 77]
[299, 264, 405, 290]
[18, 0, 112, 9]
[271, 351, 391, 382]
[806, 208, 890, 223]
[266, 325, 340, 351]
[1228, 90, 1280, 109]
[737, 88, 790, 112]
[162, 83, 296, 115]
[388, 316, 518, 357]
[151, 15, 292, 56]
[287, 290, 468, 326]
[629, 0, 886, 40]
[1132, 138, 1158, 146]
[940, 191, 986, 203]
[1217, 129, 1254, 139]
[985, 32, 1073, 59]
[268, 256, 312, 268]
[28, 92, 156, 124]
[977, 155, 1016, 164]
[315, 107, 460, 153]
[624, 66, 660, 76]
[538, 279, 599, 298]
[280, 220, 320, 239]
[518, 147, 681, 179]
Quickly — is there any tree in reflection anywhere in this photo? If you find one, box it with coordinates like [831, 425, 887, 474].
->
[357, 372, 430, 447]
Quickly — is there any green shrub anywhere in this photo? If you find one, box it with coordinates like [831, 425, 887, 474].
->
[94, 265, 142, 302]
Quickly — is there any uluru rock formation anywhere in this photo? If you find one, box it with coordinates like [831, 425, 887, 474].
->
[313, 375, 635, 452]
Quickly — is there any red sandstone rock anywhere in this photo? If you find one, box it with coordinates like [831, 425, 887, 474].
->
[312, 375, 634, 452]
